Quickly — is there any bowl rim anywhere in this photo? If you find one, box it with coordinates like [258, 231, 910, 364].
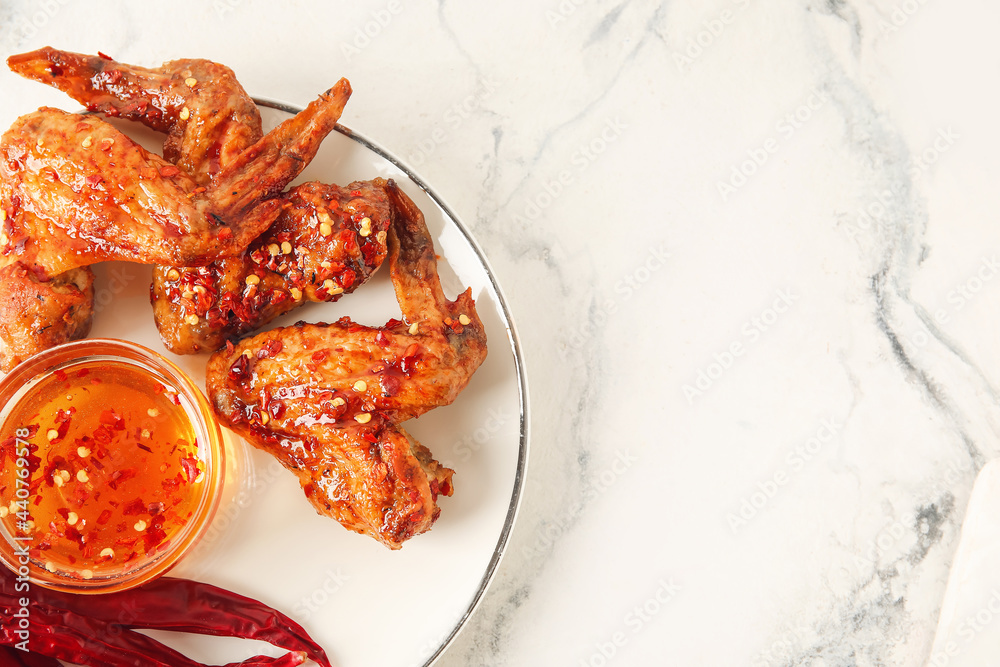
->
[0, 337, 226, 594]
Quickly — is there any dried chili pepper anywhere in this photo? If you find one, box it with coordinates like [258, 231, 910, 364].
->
[0, 567, 331, 667]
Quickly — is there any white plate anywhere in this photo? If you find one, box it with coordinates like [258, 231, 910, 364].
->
[84, 101, 528, 667]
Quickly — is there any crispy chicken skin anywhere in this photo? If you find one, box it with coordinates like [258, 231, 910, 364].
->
[0, 263, 94, 371]
[7, 48, 391, 353]
[152, 179, 392, 354]
[0, 78, 351, 276]
[7, 47, 263, 186]
[206, 182, 487, 548]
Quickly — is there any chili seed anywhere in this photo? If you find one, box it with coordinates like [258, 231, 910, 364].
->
[332, 397, 346, 407]
[81, 136, 93, 148]
[166, 268, 181, 281]
[77, 446, 91, 457]
[100, 548, 115, 559]
[353, 380, 367, 392]
[246, 274, 260, 285]
[185, 77, 198, 87]
[459, 314, 472, 325]
[355, 413, 372, 424]
[67, 512, 79, 526]
[148, 408, 160, 418]
[134, 520, 147, 531]
[77, 470, 89, 483]
[179, 106, 191, 120]
[46, 429, 59, 441]
[80, 569, 93, 580]
[409, 322, 419, 334]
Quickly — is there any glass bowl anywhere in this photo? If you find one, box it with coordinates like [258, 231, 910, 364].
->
[0, 339, 225, 593]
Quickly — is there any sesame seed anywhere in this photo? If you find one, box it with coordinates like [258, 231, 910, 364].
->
[355, 412, 372, 424]
[319, 222, 332, 237]
[46, 429, 59, 441]
[166, 268, 181, 281]
[100, 548, 115, 559]
[332, 397, 346, 407]
[260, 412, 270, 425]
[77, 446, 91, 457]
[290, 287, 302, 300]
[353, 380, 367, 392]
[45, 561, 56, 573]
[408, 322, 419, 335]
[185, 314, 199, 325]
[147, 408, 160, 418]
[268, 243, 280, 256]
[67, 512, 78, 526]
[81, 136, 93, 148]
[179, 106, 190, 120]
[459, 314, 472, 326]
[134, 520, 147, 531]
[80, 569, 93, 580]
[76, 470, 89, 483]
[245, 274, 260, 285]
[185, 77, 198, 87]
[281, 241, 292, 254]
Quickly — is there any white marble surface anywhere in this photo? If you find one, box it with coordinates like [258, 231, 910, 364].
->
[3, 0, 1000, 664]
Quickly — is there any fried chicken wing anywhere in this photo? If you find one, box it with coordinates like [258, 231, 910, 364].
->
[206, 181, 487, 548]
[152, 179, 392, 354]
[0, 79, 351, 276]
[0, 263, 94, 371]
[7, 47, 263, 185]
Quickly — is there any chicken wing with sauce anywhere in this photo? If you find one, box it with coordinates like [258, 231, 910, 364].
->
[0, 263, 94, 371]
[9, 48, 392, 354]
[7, 47, 263, 186]
[153, 179, 392, 354]
[206, 182, 487, 548]
[0, 76, 351, 276]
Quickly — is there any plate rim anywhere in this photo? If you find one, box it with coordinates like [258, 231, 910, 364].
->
[255, 97, 530, 666]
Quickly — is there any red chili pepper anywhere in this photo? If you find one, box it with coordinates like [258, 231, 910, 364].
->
[0, 568, 332, 667]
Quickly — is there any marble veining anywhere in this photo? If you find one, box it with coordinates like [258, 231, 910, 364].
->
[2, 0, 1000, 665]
